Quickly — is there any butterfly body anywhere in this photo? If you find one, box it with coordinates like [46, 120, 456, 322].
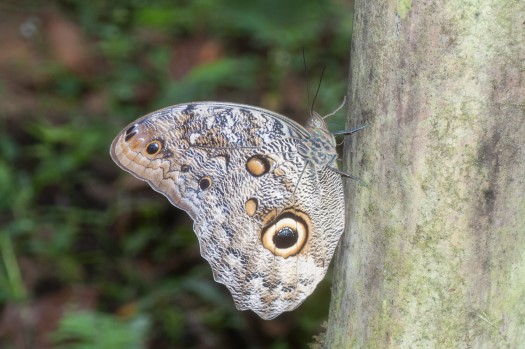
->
[111, 102, 344, 319]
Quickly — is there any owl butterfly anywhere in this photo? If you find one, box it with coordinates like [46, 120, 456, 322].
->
[110, 101, 360, 320]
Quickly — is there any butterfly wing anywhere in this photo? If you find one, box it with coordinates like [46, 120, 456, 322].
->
[193, 149, 344, 319]
[110, 102, 308, 218]
[110, 102, 344, 319]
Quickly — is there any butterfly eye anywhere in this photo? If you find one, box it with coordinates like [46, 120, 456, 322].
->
[261, 211, 310, 258]
[145, 141, 162, 155]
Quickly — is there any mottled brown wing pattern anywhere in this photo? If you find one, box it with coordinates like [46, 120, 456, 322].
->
[110, 102, 344, 319]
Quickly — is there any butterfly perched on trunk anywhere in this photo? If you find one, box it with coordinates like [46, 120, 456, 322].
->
[110, 101, 363, 319]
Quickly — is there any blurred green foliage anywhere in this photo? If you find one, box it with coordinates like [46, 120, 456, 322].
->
[51, 310, 150, 349]
[0, 0, 352, 347]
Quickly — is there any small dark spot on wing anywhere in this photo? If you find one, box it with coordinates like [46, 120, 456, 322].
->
[183, 104, 196, 113]
[126, 125, 137, 134]
[125, 131, 137, 141]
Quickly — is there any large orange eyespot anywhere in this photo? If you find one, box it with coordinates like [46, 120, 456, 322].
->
[261, 210, 310, 258]
[145, 140, 162, 155]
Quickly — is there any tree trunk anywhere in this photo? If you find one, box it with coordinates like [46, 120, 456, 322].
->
[325, 1, 525, 347]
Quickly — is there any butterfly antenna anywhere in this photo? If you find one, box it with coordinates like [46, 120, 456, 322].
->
[311, 66, 326, 115]
[323, 96, 347, 119]
[302, 48, 311, 114]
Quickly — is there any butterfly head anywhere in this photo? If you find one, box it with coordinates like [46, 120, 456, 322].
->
[299, 111, 338, 167]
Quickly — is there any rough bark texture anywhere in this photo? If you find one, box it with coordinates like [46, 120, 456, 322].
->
[325, 0, 525, 347]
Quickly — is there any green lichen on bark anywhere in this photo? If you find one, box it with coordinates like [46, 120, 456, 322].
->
[396, 0, 412, 19]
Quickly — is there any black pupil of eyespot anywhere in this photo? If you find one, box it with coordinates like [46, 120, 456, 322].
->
[199, 177, 210, 190]
[181, 165, 190, 172]
[273, 227, 298, 249]
[146, 142, 159, 154]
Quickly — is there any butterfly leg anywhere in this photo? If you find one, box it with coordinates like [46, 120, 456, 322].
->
[332, 124, 368, 136]
[327, 166, 367, 186]
[331, 124, 367, 184]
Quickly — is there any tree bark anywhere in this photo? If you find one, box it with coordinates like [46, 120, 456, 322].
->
[325, 1, 525, 347]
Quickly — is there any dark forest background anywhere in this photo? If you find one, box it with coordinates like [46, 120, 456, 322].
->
[0, 1, 352, 348]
